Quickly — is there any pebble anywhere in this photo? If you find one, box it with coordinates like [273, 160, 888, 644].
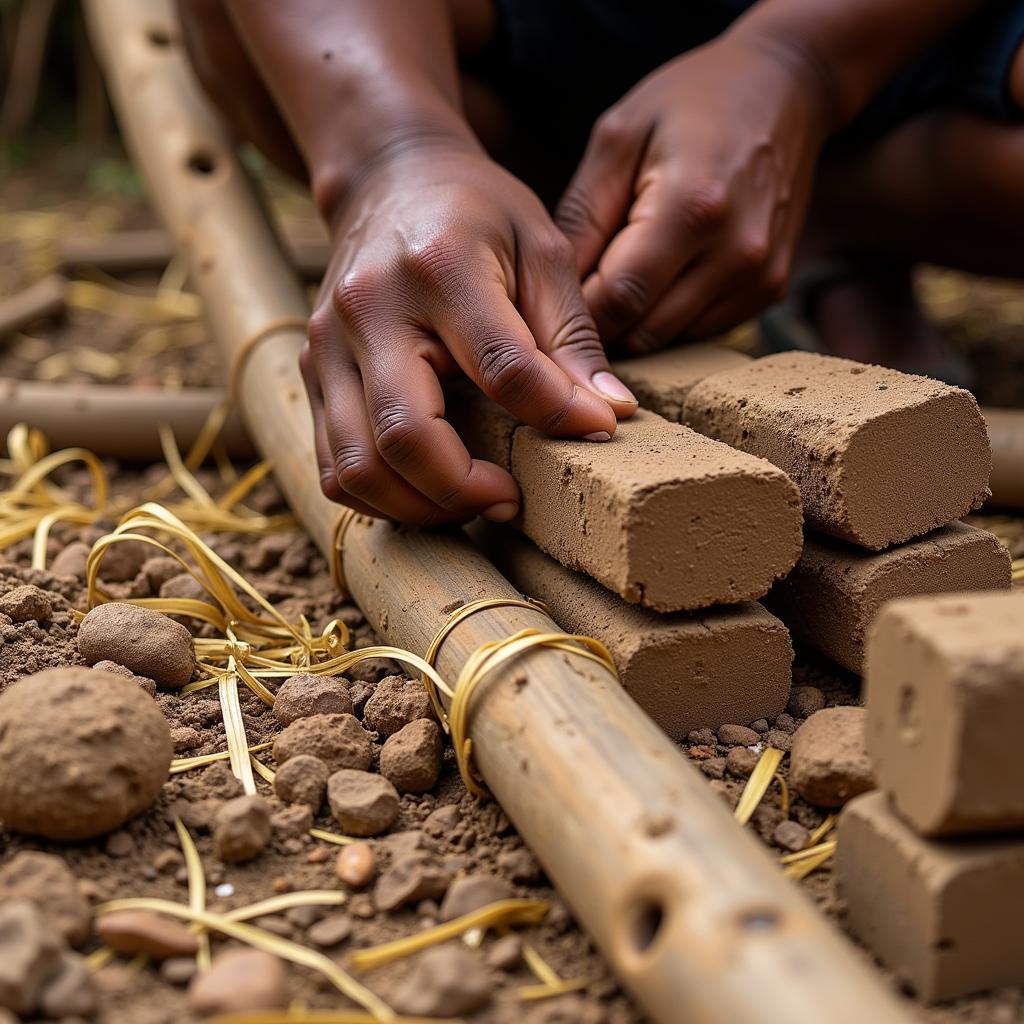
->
[272, 713, 373, 773]
[306, 848, 329, 865]
[95, 909, 199, 960]
[160, 957, 197, 987]
[214, 795, 273, 863]
[787, 686, 825, 718]
[0, 852, 91, 947]
[104, 830, 135, 858]
[78, 602, 196, 688]
[327, 769, 399, 837]
[749, 719, 770, 733]
[423, 804, 460, 838]
[380, 830, 431, 858]
[496, 848, 542, 884]
[92, 659, 157, 696]
[142, 556, 186, 593]
[774, 712, 798, 733]
[273, 754, 329, 809]
[362, 675, 434, 736]
[170, 726, 202, 752]
[773, 820, 810, 853]
[349, 895, 376, 919]
[439, 874, 513, 922]
[0, 585, 51, 623]
[335, 843, 377, 889]
[374, 852, 452, 912]
[765, 729, 792, 752]
[701, 757, 727, 779]
[271, 803, 314, 837]
[485, 933, 523, 971]
[93, 539, 152, 583]
[198, 761, 243, 799]
[717, 723, 760, 746]
[160, 573, 209, 606]
[50, 541, 91, 579]
[687, 727, 716, 746]
[189, 949, 288, 1015]
[790, 707, 874, 808]
[307, 913, 352, 948]
[38, 951, 96, 1018]
[393, 947, 492, 1017]
[0, 902, 62, 1016]
[273, 673, 353, 726]
[379, 719, 443, 793]
[284, 906, 324, 929]
[725, 747, 759, 778]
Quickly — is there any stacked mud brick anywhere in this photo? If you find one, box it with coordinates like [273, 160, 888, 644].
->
[450, 380, 803, 739]
[617, 345, 1011, 674]
[836, 590, 1024, 1002]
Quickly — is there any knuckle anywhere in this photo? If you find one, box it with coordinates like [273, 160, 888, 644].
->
[332, 268, 385, 328]
[306, 310, 334, 354]
[733, 235, 771, 272]
[555, 189, 596, 238]
[550, 310, 603, 357]
[332, 446, 380, 497]
[592, 108, 630, 150]
[298, 342, 315, 378]
[600, 271, 650, 323]
[402, 235, 462, 292]
[318, 471, 345, 503]
[475, 338, 538, 404]
[681, 179, 729, 229]
[534, 232, 576, 271]
[371, 404, 422, 466]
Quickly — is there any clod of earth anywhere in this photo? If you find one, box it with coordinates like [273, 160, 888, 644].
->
[790, 706, 874, 808]
[272, 754, 329, 809]
[326, 769, 399, 837]
[213, 795, 273, 863]
[0, 585, 52, 623]
[0, 853, 91, 948]
[272, 713, 373, 773]
[392, 945, 492, 1017]
[379, 718, 443, 793]
[439, 874, 514, 922]
[77, 602, 196, 688]
[0, 902, 62, 1017]
[188, 948, 288, 1016]
[0, 667, 172, 839]
[374, 852, 453, 912]
[361, 675, 434, 736]
[272, 673, 353, 726]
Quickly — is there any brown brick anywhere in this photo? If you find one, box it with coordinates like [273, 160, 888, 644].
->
[470, 524, 793, 738]
[450, 389, 803, 612]
[684, 352, 991, 550]
[837, 791, 1024, 1002]
[865, 590, 1024, 836]
[766, 522, 1010, 673]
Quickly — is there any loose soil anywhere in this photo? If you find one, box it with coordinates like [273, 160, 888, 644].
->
[2, 156, 1022, 1023]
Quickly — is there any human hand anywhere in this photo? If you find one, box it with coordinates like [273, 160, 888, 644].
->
[302, 142, 637, 524]
[557, 32, 832, 352]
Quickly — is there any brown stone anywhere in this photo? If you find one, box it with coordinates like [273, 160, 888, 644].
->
[717, 724, 760, 746]
[452, 392, 803, 612]
[50, 541, 91, 579]
[0, 585, 51, 623]
[78, 602, 196, 687]
[38, 951, 96, 1019]
[335, 843, 377, 889]
[271, 803, 313, 837]
[471, 525, 794, 738]
[684, 352, 991, 549]
[362, 676, 433, 736]
[379, 719, 443, 793]
[439, 874, 513, 922]
[189, 949, 287, 1015]
[485, 933, 524, 971]
[141, 556, 186, 592]
[866, 590, 1024, 836]
[374, 852, 452, 912]
[273, 754, 329, 809]
[393, 946, 492, 1017]
[93, 538, 152, 582]
[214, 795, 272, 863]
[838, 791, 1024, 1002]
[0, 852, 90, 948]
[790, 707, 873, 808]
[273, 673, 353, 726]
[0, 902, 62, 1016]
[767, 522, 1010, 673]
[272, 713, 373, 773]
[95, 909, 198, 960]
[326, 769, 399, 837]
[0, 668, 172, 839]
[306, 913, 352, 948]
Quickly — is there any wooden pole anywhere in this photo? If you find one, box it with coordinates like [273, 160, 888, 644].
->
[0, 274, 67, 340]
[0, 379, 252, 460]
[86, 3, 912, 1021]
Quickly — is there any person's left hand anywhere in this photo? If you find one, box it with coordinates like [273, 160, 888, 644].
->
[556, 31, 833, 352]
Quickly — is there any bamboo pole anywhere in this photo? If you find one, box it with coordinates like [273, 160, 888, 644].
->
[0, 379, 252, 460]
[0, 274, 67, 340]
[86, 3, 912, 1021]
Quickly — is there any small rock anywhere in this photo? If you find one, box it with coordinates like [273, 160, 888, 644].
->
[160, 957, 197, 987]
[38, 951, 95, 1018]
[273, 713, 373, 773]
[92, 659, 156, 695]
[687, 727, 716, 746]
[0, 852, 91, 947]
[790, 707, 874, 808]
[381, 830, 432, 858]
[95, 909, 198, 960]
[423, 804, 460, 838]
[393, 946, 491, 1017]
[160, 573, 208, 604]
[50, 542, 91, 579]
[773, 820, 810, 853]
[485, 933, 523, 971]
[0, 585, 51, 623]
[142, 556, 186, 593]
[307, 913, 352, 948]
[0, 902, 62, 1016]
[496, 848, 541, 884]
[335, 843, 377, 889]
[94, 539, 151, 583]
[362, 675, 433, 736]
[198, 761, 243, 799]
[701, 757, 727, 779]
[725, 747, 758, 778]
[787, 686, 825, 718]
[749, 719, 770, 733]
[774, 712, 798, 733]
[349, 895, 375, 919]
[274, 674, 353, 726]
[104, 830, 135, 857]
[327, 769, 399, 837]
[284, 905, 324, 929]
[78, 603, 196, 688]
[439, 874, 513, 922]
[214, 796, 273, 863]
[189, 949, 287, 1015]
[717, 724, 760, 747]
[170, 726, 202, 753]
[765, 729, 792, 752]
[375, 852, 452, 912]
[273, 754, 329, 809]
[379, 719, 442, 793]
[271, 803, 313, 837]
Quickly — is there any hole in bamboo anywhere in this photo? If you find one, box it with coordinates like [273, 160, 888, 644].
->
[629, 897, 666, 955]
[897, 684, 920, 745]
[146, 26, 172, 48]
[186, 150, 218, 177]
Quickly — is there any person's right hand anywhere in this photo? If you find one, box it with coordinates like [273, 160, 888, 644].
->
[302, 141, 638, 525]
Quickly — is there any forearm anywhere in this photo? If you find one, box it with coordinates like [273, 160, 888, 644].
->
[224, 0, 481, 221]
[727, 0, 987, 130]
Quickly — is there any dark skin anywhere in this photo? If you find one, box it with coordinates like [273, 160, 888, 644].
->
[179, 0, 995, 524]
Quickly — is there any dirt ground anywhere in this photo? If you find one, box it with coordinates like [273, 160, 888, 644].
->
[1, 155, 1022, 1024]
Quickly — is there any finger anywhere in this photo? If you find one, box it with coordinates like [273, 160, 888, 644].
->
[583, 175, 725, 343]
[420, 251, 618, 440]
[360, 332, 521, 520]
[555, 110, 643, 277]
[307, 315, 453, 524]
[517, 233, 638, 418]
[685, 260, 790, 340]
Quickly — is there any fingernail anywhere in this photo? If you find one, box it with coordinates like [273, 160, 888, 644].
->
[591, 371, 637, 405]
[482, 501, 519, 523]
[584, 431, 612, 442]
